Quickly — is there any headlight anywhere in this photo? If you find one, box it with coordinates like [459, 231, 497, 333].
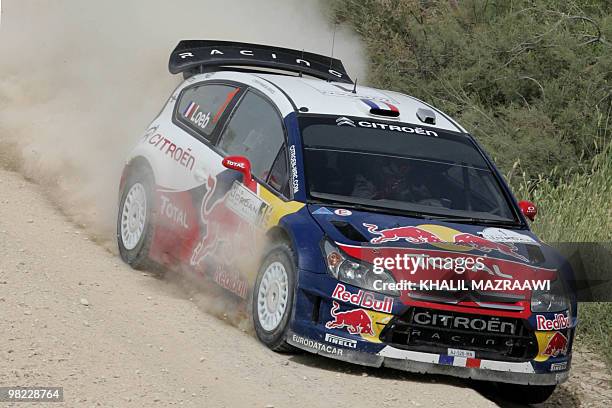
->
[322, 240, 398, 296]
[531, 278, 570, 313]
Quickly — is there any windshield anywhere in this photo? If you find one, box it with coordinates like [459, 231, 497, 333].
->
[300, 116, 518, 223]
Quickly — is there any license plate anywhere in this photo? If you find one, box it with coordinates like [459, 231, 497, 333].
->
[447, 348, 475, 358]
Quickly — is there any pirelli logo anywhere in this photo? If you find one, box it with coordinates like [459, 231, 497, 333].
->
[325, 333, 357, 349]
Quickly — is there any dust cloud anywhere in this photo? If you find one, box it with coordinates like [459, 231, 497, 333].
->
[0, 0, 366, 247]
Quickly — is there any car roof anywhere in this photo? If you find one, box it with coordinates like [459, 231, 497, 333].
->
[255, 73, 467, 134]
[193, 71, 467, 134]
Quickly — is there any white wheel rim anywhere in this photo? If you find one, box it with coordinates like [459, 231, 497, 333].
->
[120, 182, 147, 250]
[257, 261, 289, 331]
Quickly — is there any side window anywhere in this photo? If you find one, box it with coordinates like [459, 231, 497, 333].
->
[267, 146, 290, 197]
[177, 84, 240, 141]
[217, 91, 285, 181]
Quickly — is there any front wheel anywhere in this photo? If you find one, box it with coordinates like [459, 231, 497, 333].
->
[496, 383, 557, 404]
[252, 242, 297, 352]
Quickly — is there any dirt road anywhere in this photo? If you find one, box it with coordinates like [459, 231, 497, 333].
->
[0, 169, 607, 408]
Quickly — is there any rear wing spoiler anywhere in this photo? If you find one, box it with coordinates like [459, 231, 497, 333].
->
[169, 40, 353, 84]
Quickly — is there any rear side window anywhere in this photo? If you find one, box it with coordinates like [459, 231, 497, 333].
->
[177, 84, 240, 141]
[217, 91, 285, 180]
[267, 146, 290, 197]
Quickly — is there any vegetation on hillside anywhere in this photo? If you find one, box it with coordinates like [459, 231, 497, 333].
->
[517, 145, 611, 365]
[331, 0, 611, 180]
[330, 0, 612, 366]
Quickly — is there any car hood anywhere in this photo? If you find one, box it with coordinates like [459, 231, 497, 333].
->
[307, 204, 564, 317]
[308, 204, 543, 259]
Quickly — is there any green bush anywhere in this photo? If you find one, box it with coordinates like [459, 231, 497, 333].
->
[331, 0, 611, 180]
[516, 145, 611, 366]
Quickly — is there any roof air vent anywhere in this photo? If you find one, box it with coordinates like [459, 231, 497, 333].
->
[416, 108, 436, 125]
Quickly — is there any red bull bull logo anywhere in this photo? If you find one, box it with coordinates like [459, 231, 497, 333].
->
[325, 301, 374, 335]
[543, 332, 568, 357]
[190, 174, 256, 268]
[363, 223, 527, 262]
[453, 232, 527, 262]
[363, 224, 443, 244]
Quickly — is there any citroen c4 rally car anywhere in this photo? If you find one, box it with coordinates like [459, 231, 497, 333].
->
[117, 40, 577, 404]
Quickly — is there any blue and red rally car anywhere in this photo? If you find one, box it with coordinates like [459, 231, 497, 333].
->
[117, 41, 577, 404]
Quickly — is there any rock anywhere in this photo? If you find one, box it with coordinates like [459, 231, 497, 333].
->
[80, 298, 89, 306]
[83, 321, 89, 327]
[200, 357, 205, 362]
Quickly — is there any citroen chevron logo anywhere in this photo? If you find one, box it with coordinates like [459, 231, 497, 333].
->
[336, 117, 356, 127]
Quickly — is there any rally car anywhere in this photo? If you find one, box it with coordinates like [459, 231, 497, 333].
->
[117, 40, 577, 404]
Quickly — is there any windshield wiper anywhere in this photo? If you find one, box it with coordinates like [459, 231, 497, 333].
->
[426, 216, 519, 227]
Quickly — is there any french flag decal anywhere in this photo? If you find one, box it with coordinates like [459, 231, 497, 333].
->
[183, 101, 199, 118]
[361, 99, 399, 114]
[438, 355, 482, 368]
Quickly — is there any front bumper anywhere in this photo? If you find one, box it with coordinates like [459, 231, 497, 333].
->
[292, 269, 573, 386]
[287, 330, 568, 385]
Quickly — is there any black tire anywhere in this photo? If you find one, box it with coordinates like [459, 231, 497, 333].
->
[252, 242, 297, 352]
[496, 383, 557, 404]
[117, 167, 158, 272]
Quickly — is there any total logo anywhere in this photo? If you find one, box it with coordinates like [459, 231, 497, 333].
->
[160, 195, 189, 229]
[536, 313, 571, 331]
[224, 159, 245, 169]
[331, 283, 393, 313]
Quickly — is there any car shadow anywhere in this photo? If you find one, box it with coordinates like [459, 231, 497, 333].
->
[289, 352, 581, 408]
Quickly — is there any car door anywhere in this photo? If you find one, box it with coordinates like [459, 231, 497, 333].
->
[147, 81, 243, 266]
[189, 89, 289, 297]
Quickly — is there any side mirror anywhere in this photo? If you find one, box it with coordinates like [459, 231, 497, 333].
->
[222, 155, 256, 190]
[518, 200, 537, 221]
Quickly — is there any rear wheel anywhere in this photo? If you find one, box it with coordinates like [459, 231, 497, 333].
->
[117, 168, 158, 271]
[252, 242, 296, 352]
[496, 383, 557, 404]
